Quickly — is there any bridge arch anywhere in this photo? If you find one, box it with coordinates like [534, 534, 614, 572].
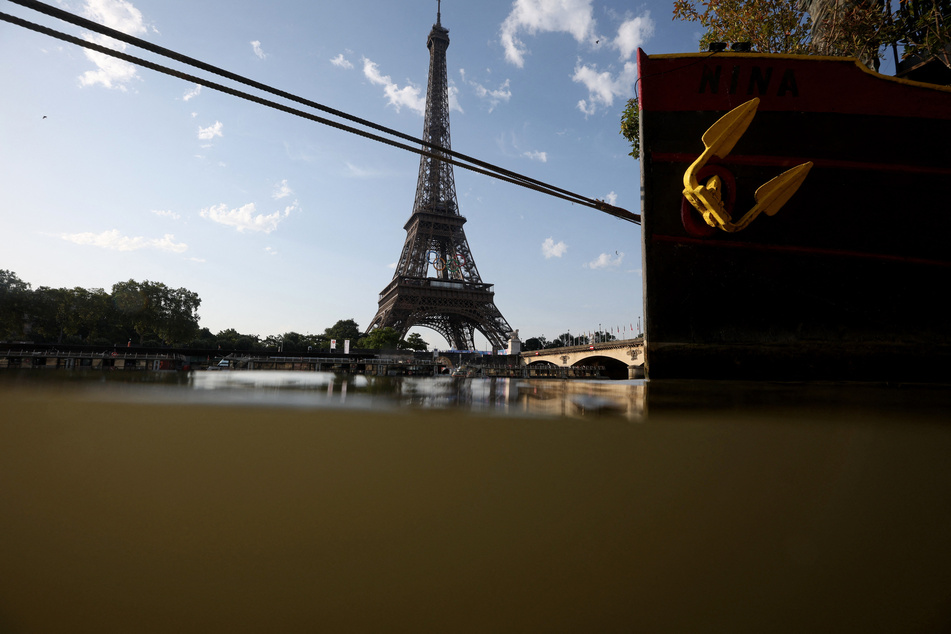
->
[572, 355, 629, 380]
[526, 360, 558, 367]
[520, 338, 644, 380]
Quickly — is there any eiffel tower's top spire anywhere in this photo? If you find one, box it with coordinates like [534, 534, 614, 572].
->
[430, 0, 448, 39]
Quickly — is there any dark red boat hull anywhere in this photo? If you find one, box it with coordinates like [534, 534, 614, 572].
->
[638, 51, 951, 381]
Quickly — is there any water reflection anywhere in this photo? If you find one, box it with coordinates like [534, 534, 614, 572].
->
[4, 369, 951, 422]
[0, 369, 648, 418]
[72, 370, 649, 420]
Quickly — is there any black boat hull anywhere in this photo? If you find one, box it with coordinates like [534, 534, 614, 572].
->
[638, 51, 951, 381]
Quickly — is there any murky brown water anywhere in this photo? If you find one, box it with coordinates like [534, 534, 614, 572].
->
[2, 371, 950, 632]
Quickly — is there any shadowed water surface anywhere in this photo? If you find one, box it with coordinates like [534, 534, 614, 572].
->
[1, 371, 949, 632]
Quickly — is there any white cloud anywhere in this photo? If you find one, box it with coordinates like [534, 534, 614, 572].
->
[614, 13, 654, 61]
[344, 162, 376, 178]
[572, 60, 638, 114]
[604, 191, 618, 205]
[362, 58, 425, 115]
[197, 121, 223, 140]
[448, 83, 463, 114]
[570, 12, 653, 113]
[331, 53, 353, 69]
[523, 150, 548, 162]
[61, 229, 187, 253]
[79, 36, 139, 90]
[183, 84, 201, 101]
[265, 246, 278, 256]
[251, 40, 267, 59]
[576, 99, 596, 116]
[83, 0, 147, 35]
[78, 0, 148, 90]
[500, 0, 597, 68]
[272, 179, 292, 199]
[585, 251, 624, 269]
[151, 209, 181, 220]
[200, 201, 298, 233]
[542, 237, 567, 258]
[460, 69, 511, 112]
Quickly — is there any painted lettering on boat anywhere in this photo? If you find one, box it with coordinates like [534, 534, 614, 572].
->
[699, 65, 799, 97]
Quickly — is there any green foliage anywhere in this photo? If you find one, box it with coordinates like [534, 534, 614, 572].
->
[669, 0, 950, 71]
[1, 271, 451, 354]
[894, 0, 951, 69]
[620, 98, 640, 160]
[809, 0, 894, 66]
[401, 332, 429, 351]
[521, 331, 618, 349]
[0, 270, 31, 339]
[549, 333, 573, 348]
[0, 271, 201, 345]
[111, 279, 201, 344]
[672, 0, 813, 53]
[190, 327, 217, 348]
[323, 318, 362, 344]
[261, 331, 325, 353]
[522, 336, 548, 351]
[362, 327, 402, 349]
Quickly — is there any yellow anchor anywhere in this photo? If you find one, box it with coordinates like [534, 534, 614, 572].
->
[683, 98, 813, 233]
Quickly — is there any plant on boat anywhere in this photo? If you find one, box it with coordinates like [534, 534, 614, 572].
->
[671, 0, 813, 54]
[620, 98, 640, 160]
[669, 0, 950, 72]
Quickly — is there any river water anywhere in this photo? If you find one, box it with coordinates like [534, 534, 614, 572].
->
[2, 370, 950, 632]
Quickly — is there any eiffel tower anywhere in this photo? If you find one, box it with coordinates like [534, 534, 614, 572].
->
[366, 2, 514, 351]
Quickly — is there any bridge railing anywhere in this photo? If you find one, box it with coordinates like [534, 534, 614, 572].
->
[521, 337, 644, 356]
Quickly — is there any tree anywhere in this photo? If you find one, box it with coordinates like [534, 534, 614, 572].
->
[670, 0, 949, 71]
[110, 280, 201, 345]
[153, 284, 201, 345]
[620, 98, 640, 160]
[361, 327, 402, 349]
[25, 286, 61, 343]
[522, 336, 548, 351]
[547, 333, 575, 348]
[111, 279, 149, 341]
[234, 336, 257, 351]
[189, 327, 217, 349]
[266, 331, 324, 353]
[809, 0, 889, 65]
[214, 329, 259, 350]
[0, 270, 31, 339]
[893, 0, 951, 70]
[401, 332, 429, 351]
[323, 319, 362, 345]
[215, 328, 242, 348]
[672, 0, 813, 54]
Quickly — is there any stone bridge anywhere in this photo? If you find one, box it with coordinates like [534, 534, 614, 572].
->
[520, 338, 644, 380]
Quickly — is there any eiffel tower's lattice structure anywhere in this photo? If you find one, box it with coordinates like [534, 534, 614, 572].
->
[366, 3, 513, 351]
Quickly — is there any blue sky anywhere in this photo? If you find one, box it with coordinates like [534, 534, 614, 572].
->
[1, 0, 703, 349]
